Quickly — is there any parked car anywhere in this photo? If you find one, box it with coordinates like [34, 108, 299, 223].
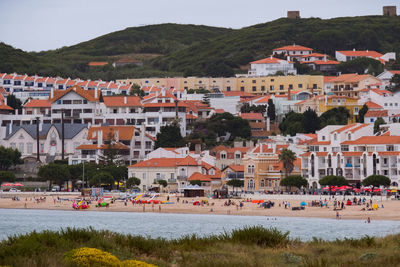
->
[9, 188, 21, 192]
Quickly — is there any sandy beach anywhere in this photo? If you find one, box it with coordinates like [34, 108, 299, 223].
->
[0, 193, 399, 221]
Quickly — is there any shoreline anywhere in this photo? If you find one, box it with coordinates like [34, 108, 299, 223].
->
[1, 195, 399, 221]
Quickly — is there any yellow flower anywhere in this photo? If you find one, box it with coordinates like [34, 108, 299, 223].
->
[63, 247, 120, 267]
[120, 260, 158, 267]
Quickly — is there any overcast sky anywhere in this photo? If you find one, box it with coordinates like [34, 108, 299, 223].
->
[0, 0, 398, 52]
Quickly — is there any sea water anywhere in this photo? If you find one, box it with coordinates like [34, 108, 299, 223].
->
[0, 208, 399, 241]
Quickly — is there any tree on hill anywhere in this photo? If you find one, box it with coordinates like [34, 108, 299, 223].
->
[227, 179, 244, 192]
[38, 163, 71, 188]
[319, 175, 348, 194]
[129, 83, 145, 98]
[337, 57, 384, 75]
[0, 171, 16, 184]
[127, 177, 141, 188]
[267, 99, 276, 122]
[319, 107, 350, 128]
[0, 146, 22, 170]
[279, 149, 297, 178]
[362, 175, 391, 188]
[358, 104, 368, 123]
[389, 74, 400, 93]
[280, 175, 308, 191]
[373, 117, 385, 134]
[302, 109, 320, 133]
[6, 95, 22, 112]
[279, 111, 304, 136]
[155, 123, 185, 149]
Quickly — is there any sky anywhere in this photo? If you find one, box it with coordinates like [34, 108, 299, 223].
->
[0, 0, 398, 52]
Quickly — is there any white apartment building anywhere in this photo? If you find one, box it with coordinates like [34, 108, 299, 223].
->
[272, 44, 313, 61]
[300, 123, 400, 188]
[377, 70, 400, 89]
[248, 56, 297, 76]
[335, 50, 396, 64]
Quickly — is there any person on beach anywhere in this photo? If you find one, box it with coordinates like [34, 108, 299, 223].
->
[336, 211, 339, 219]
[367, 217, 371, 223]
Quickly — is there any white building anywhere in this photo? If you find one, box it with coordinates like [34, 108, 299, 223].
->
[377, 70, 400, 89]
[248, 56, 297, 76]
[272, 44, 313, 61]
[335, 50, 396, 64]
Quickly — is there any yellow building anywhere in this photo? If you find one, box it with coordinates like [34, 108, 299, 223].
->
[117, 75, 324, 96]
[316, 95, 361, 123]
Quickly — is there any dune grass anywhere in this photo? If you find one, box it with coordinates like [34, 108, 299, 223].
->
[0, 226, 399, 266]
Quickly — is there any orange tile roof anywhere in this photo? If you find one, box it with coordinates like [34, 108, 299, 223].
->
[331, 124, 357, 134]
[308, 141, 331, 145]
[103, 96, 141, 107]
[347, 123, 370, 133]
[389, 70, 400, 75]
[342, 152, 363, 156]
[302, 53, 325, 58]
[0, 94, 13, 111]
[330, 73, 372, 83]
[186, 114, 198, 119]
[371, 89, 393, 96]
[324, 76, 337, 83]
[50, 86, 99, 102]
[143, 102, 187, 108]
[99, 142, 130, 150]
[227, 165, 244, 172]
[223, 91, 255, 97]
[88, 126, 135, 141]
[24, 99, 51, 108]
[337, 50, 383, 59]
[250, 57, 289, 64]
[300, 152, 311, 157]
[254, 96, 271, 103]
[188, 172, 211, 182]
[214, 109, 225, 114]
[309, 60, 340, 65]
[76, 144, 99, 150]
[240, 113, 264, 120]
[88, 62, 108, 66]
[177, 156, 199, 166]
[273, 45, 313, 51]
[341, 136, 400, 145]
[316, 152, 328, 157]
[364, 110, 388, 117]
[129, 158, 182, 168]
[365, 101, 383, 109]
[378, 151, 400, 156]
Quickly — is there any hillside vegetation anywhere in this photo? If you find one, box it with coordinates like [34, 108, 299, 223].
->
[1, 16, 400, 80]
[1, 226, 400, 266]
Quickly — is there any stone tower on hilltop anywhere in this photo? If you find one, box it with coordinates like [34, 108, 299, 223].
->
[383, 6, 397, 16]
[287, 11, 300, 19]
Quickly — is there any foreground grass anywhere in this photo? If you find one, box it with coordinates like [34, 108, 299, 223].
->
[0, 226, 399, 266]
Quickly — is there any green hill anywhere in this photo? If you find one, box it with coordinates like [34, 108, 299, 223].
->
[1, 16, 400, 79]
[153, 16, 400, 76]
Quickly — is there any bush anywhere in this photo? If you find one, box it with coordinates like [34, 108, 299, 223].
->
[120, 260, 158, 267]
[63, 247, 120, 267]
[222, 226, 290, 247]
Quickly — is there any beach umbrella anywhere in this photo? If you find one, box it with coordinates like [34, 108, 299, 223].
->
[353, 188, 361, 192]
[373, 188, 381, 192]
[12, 183, 24, 187]
[300, 201, 307, 206]
[322, 186, 330, 190]
[1, 182, 12, 187]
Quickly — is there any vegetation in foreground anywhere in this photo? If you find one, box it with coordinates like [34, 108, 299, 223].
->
[0, 226, 399, 267]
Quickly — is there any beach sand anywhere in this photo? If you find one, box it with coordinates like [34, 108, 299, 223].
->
[0, 194, 399, 221]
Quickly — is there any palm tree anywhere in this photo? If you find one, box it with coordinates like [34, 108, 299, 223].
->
[279, 149, 297, 178]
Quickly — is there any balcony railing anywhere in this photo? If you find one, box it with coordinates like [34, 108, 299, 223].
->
[177, 175, 187, 180]
[168, 179, 177, 183]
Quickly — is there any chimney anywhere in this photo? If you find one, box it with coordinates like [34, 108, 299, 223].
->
[324, 54, 327, 62]
[124, 96, 127, 104]
[195, 143, 201, 154]
[270, 55, 273, 59]
[4, 96, 7, 106]
[260, 144, 263, 153]
[353, 48, 356, 51]
[50, 88, 54, 99]
[272, 143, 276, 154]
[8, 123, 12, 135]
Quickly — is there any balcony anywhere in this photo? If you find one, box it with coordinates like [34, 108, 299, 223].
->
[345, 163, 353, 168]
[168, 179, 177, 183]
[177, 175, 188, 180]
[227, 173, 244, 179]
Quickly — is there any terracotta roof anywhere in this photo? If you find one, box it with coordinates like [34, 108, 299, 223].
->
[223, 91, 255, 97]
[188, 172, 211, 182]
[316, 152, 328, 157]
[331, 124, 357, 134]
[378, 151, 400, 156]
[341, 136, 400, 145]
[88, 125, 135, 141]
[24, 99, 51, 108]
[99, 142, 130, 150]
[300, 152, 311, 157]
[254, 96, 271, 103]
[273, 45, 313, 51]
[250, 57, 291, 64]
[103, 96, 141, 107]
[129, 158, 182, 168]
[342, 152, 363, 156]
[371, 89, 393, 96]
[177, 156, 199, 166]
[240, 113, 264, 120]
[214, 109, 225, 114]
[347, 123, 370, 133]
[364, 110, 388, 117]
[330, 74, 373, 83]
[308, 141, 331, 145]
[186, 114, 198, 119]
[337, 50, 383, 59]
[365, 101, 383, 109]
[252, 144, 289, 153]
[307, 60, 340, 65]
[143, 102, 187, 108]
[76, 144, 99, 150]
[324, 76, 337, 83]
[88, 62, 108, 66]
[0, 94, 13, 110]
[389, 70, 400, 75]
[227, 165, 244, 172]
[302, 53, 325, 58]
[50, 86, 99, 102]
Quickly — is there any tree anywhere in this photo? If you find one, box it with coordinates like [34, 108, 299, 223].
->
[267, 99, 276, 122]
[103, 165, 127, 189]
[337, 57, 384, 75]
[389, 74, 400, 93]
[6, 95, 22, 111]
[319, 107, 350, 128]
[319, 175, 348, 194]
[89, 171, 114, 188]
[358, 104, 368, 123]
[38, 163, 71, 188]
[278, 149, 297, 178]
[127, 177, 141, 188]
[155, 122, 185, 149]
[129, 83, 145, 97]
[98, 132, 124, 166]
[226, 179, 244, 192]
[0, 146, 22, 170]
[157, 179, 168, 187]
[190, 180, 202, 186]
[0, 171, 16, 183]
[302, 109, 320, 133]
[279, 111, 305, 136]
[362, 175, 391, 188]
[373, 117, 385, 134]
[280, 175, 308, 191]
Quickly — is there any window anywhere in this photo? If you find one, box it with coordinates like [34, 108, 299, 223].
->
[27, 143, 33, 154]
[313, 84, 317, 89]
[142, 173, 146, 180]
[170, 173, 174, 179]
[268, 180, 272, 187]
[198, 81, 202, 84]
[62, 100, 72, 104]
[226, 86, 231, 91]
[261, 179, 265, 187]
[220, 152, 227, 159]
[298, 84, 303, 88]
[261, 86, 265, 91]
[322, 136, 326, 141]
[289, 84, 293, 89]
[10, 143, 16, 149]
[247, 165, 254, 174]
[235, 152, 241, 159]
[252, 86, 256, 92]
[270, 85, 274, 91]
[240, 87, 245, 92]
[334, 133, 337, 141]
[19, 143, 24, 153]
[280, 85, 284, 90]
[252, 80, 256, 84]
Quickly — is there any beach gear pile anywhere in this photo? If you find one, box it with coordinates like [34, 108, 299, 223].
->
[72, 201, 90, 210]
